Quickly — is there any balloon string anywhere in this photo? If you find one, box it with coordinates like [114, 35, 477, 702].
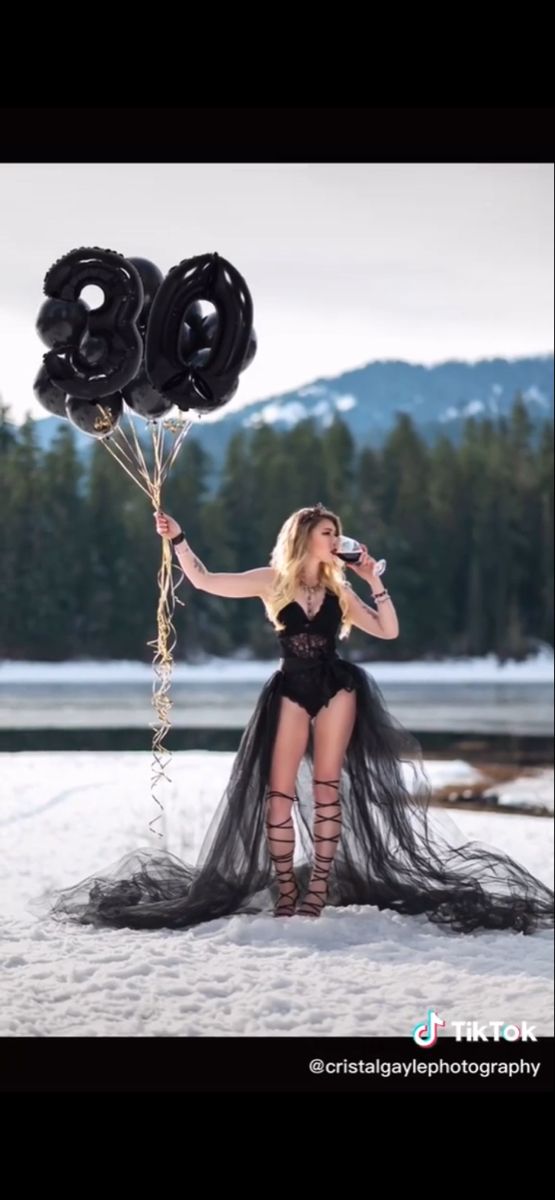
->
[100, 409, 191, 841]
[146, 527, 177, 840]
[102, 437, 153, 500]
[146, 465, 180, 840]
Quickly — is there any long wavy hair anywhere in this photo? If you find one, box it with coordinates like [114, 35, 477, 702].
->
[265, 503, 352, 638]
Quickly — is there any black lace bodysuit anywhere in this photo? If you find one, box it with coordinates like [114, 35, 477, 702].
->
[276, 589, 356, 718]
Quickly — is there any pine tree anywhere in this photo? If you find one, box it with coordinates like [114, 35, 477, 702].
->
[85, 440, 135, 656]
[1, 419, 46, 657]
[321, 417, 356, 530]
[428, 435, 466, 652]
[39, 424, 88, 657]
[538, 420, 554, 646]
[379, 414, 436, 657]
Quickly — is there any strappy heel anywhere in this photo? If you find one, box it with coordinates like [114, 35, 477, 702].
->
[266, 790, 299, 917]
[298, 779, 341, 917]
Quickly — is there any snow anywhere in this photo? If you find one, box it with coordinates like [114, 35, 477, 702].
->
[335, 395, 357, 412]
[1, 751, 552, 1038]
[484, 769, 554, 815]
[1, 650, 552, 686]
[244, 400, 308, 428]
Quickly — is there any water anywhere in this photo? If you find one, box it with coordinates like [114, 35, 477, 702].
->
[1, 678, 553, 736]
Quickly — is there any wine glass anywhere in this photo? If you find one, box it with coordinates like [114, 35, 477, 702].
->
[334, 536, 386, 576]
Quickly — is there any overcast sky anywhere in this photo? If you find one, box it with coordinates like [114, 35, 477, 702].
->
[0, 162, 552, 425]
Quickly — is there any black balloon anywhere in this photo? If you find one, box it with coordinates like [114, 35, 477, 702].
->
[177, 308, 225, 370]
[41, 247, 143, 401]
[66, 393, 123, 439]
[174, 370, 239, 417]
[189, 348, 212, 370]
[33, 364, 68, 419]
[79, 331, 110, 366]
[128, 257, 164, 330]
[198, 310, 219, 344]
[145, 252, 253, 412]
[183, 300, 205, 335]
[36, 248, 257, 426]
[121, 369, 173, 420]
[178, 322, 199, 359]
[36, 297, 89, 350]
[240, 328, 257, 372]
[123, 256, 173, 419]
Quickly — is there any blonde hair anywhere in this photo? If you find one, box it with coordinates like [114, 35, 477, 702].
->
[265, 503, 352, 638]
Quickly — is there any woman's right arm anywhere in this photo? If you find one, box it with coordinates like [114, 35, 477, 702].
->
[176, 538, 275, 597]
[155, 511, 275, 599]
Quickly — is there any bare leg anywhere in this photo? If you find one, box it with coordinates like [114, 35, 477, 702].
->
[267, 697, 311, 916]
[298, 688, 357, 918]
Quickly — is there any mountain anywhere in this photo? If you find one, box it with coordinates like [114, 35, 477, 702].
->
[16, 354, 555, 475]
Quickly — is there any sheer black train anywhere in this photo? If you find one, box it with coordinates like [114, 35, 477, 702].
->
[48, 591, 554, 935]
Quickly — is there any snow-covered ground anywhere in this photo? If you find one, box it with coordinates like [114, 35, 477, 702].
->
[0, 649, 553, 684]
[1, 751, 552, 1038]
[484, 770, 554, 814]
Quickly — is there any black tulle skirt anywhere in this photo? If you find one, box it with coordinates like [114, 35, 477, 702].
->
[48, 661, 554, 936]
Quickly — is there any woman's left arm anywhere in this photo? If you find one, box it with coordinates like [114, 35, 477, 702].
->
[342, 544, 399, 639]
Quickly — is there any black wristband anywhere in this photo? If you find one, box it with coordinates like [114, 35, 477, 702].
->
[171, 531, 185, 546]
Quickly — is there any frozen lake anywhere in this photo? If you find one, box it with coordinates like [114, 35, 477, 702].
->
[1, 675, 553, 735]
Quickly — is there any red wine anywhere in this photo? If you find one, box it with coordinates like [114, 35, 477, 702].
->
[334, 550, 362, 563]
[333, 536, 386, 575]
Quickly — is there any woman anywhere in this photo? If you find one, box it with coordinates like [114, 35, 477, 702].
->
[50, 504, 554, 934]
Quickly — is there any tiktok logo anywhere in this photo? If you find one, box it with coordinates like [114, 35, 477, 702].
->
[412, 1008, 446, 1047]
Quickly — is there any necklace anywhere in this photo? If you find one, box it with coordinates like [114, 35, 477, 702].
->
[298, 575, 324, 618]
